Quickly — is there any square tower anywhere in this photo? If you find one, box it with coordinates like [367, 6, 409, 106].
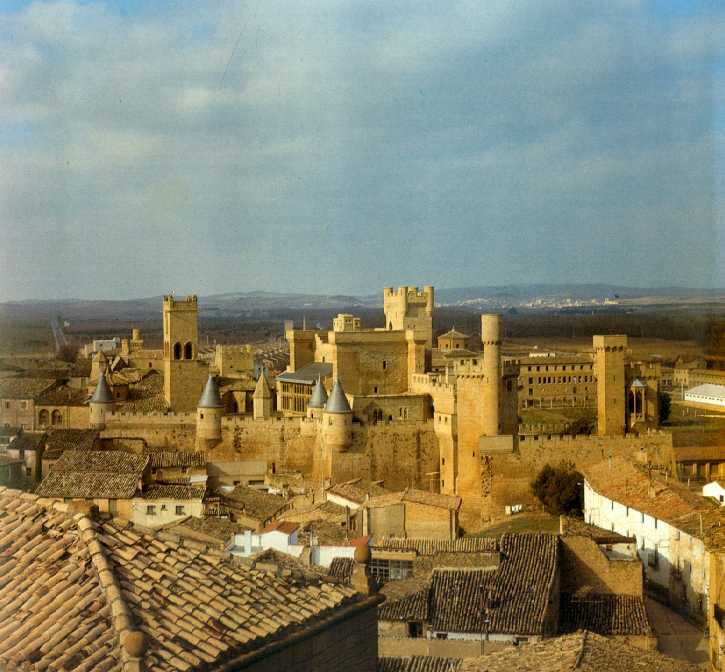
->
[163, 295, 205, 411]
[593, 335, 628, 436]
[383, 286, 434, 349]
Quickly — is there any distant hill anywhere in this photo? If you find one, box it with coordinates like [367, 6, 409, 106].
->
[1, 284, 723, 321]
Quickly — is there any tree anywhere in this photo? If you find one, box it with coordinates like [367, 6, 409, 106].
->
[658, 391, 671, 424]
[531, 461, 583, 516]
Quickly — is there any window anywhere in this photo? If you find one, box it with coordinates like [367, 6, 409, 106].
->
[408, 622, 423, 638]
[175, 505, 185, 516]
[184, 342, 193, 360]
[441, 457, 445, 465]
[369, 558, 413, 582]
[4, 401, 9, 409]
[146, 505, 156, 516]
[382, 360, 387, 370]
[173, 342, 181, 360]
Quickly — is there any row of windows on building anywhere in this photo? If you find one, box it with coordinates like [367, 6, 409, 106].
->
[525, 363, 591, 373]
[528, 375, 593, 385]
[146, 504, 186, 516]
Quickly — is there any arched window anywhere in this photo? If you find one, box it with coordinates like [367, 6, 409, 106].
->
[51, 410, 63, 426]
[38, 409, 49, 427]
[184, 342, 193, 360]
[173, 342, 182, 360]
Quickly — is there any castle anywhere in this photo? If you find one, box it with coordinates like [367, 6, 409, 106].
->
[6, 285, 668, 529]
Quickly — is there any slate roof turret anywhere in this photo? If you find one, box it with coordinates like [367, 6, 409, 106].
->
[308, 377, 328, 408]
[197, 374, 223, 408]
[324, 379, 351, 414]
[90, 372, 114, 404]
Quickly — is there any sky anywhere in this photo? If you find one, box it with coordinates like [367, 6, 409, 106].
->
[1, 1, 724, 300]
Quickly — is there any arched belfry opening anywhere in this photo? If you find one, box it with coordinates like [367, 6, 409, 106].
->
[184, 341, 193, 360]
[173, 342, 182, 360]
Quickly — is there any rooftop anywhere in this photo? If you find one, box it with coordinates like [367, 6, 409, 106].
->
[8, 430, 46, 452]
[146, 450, 206, 469]
[36, 383, 90, 406]
[457, 630, 700, 672]
[327, 478, 389, 505]
[0, 377, 57, 399]
[277, 362, 332, 385]
[0, 488, 369, 671]
[36, 450, 148, 500]
[379, 657, 461, 672]
[142, 484, 206, 501]
[559, 593, 651, 636]
[44, 428, 100, 454]
[223, 485, 289, 523]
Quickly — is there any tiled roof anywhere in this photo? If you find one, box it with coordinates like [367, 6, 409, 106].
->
[0, 488, 371, 672]
[429, 534, 558, 635]
[36, 383, 90, 405]
[54, 449, 148, 474]
[223, 485, 289, 522]
[36, 450, 148, 499]
[328, 478, 389, 504]
[403, 488, 462, 511]
[45, 428, 100, 453]
[8, 431, 46, 452]
[0, 492, 122, 670]
[162, 516, 243, 544]
[378, 588, 429, 622]
[0, 377, 57, 399]
[673, 445, 725, 462]
[379, 657, 461, 672]
[439, 328, 469, 340]
[328, 557, 355, 582]
[584, 457, 720, 540]
[143, 485, 206, 501]
[117, 370, 168, 413]
[559, 594, 652, 636]
[373, 536, 498, 555]
[457, 630, 701, 671]
[146, 450, 206, 469]
[36, 471, 141, 500]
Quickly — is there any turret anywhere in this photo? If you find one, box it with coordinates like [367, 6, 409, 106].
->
[481, 314, 502, 436]
[322, 379, 352, 452]
[196, 375, 223, 449]
[307, 377, 328, 420]
[253, 370, 273, 419]
[89, 371, 114, 430]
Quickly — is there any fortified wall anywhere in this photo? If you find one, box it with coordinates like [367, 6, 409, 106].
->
[103, 410, 441, 494]
[479, 430, 674, 523]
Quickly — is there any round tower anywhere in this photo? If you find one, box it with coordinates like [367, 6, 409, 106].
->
[322, 379, 352, 452]
[196, 375, 224, 449]
[481, 314, 502, 436]
[307, 377, 328, 420]
[89, 371, 114, 430]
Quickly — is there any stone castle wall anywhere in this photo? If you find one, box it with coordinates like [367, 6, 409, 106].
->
[479, 431, 673, 523]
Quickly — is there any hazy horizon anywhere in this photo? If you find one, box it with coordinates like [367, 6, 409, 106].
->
[2, 1, 724, 301]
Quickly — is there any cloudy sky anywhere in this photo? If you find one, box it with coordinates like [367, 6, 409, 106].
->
[1, 1, 724, 300]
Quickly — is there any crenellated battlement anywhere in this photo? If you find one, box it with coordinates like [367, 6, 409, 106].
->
[163, 294, 198, 307]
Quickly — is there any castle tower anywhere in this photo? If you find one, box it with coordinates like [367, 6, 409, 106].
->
[130, 328, 144, 352]
[383, 286, 434, 349]
[253, 370, 273, 419]
[481, 314, 502, 436]
[307, 377, 328, 420]
[89, 370, 114, 430]
[196, 375, 224, 450]
[593, 335, 628, 436]
[163, 295, 202, 411]
[322, 380, 353, 451]
[90, 350, 108, 382]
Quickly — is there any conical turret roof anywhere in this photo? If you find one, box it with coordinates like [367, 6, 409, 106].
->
[254, 370, 271, 398]
[324, 379, 351, 414]
[90, 373, 113, 404]
[308, 377, 328, 409]
[198, 375, 223, 408]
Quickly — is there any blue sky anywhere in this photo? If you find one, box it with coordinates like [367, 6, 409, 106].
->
[1, 1, 724, 300]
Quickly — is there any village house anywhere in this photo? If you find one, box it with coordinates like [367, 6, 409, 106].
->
[583, 456, 719, 621]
